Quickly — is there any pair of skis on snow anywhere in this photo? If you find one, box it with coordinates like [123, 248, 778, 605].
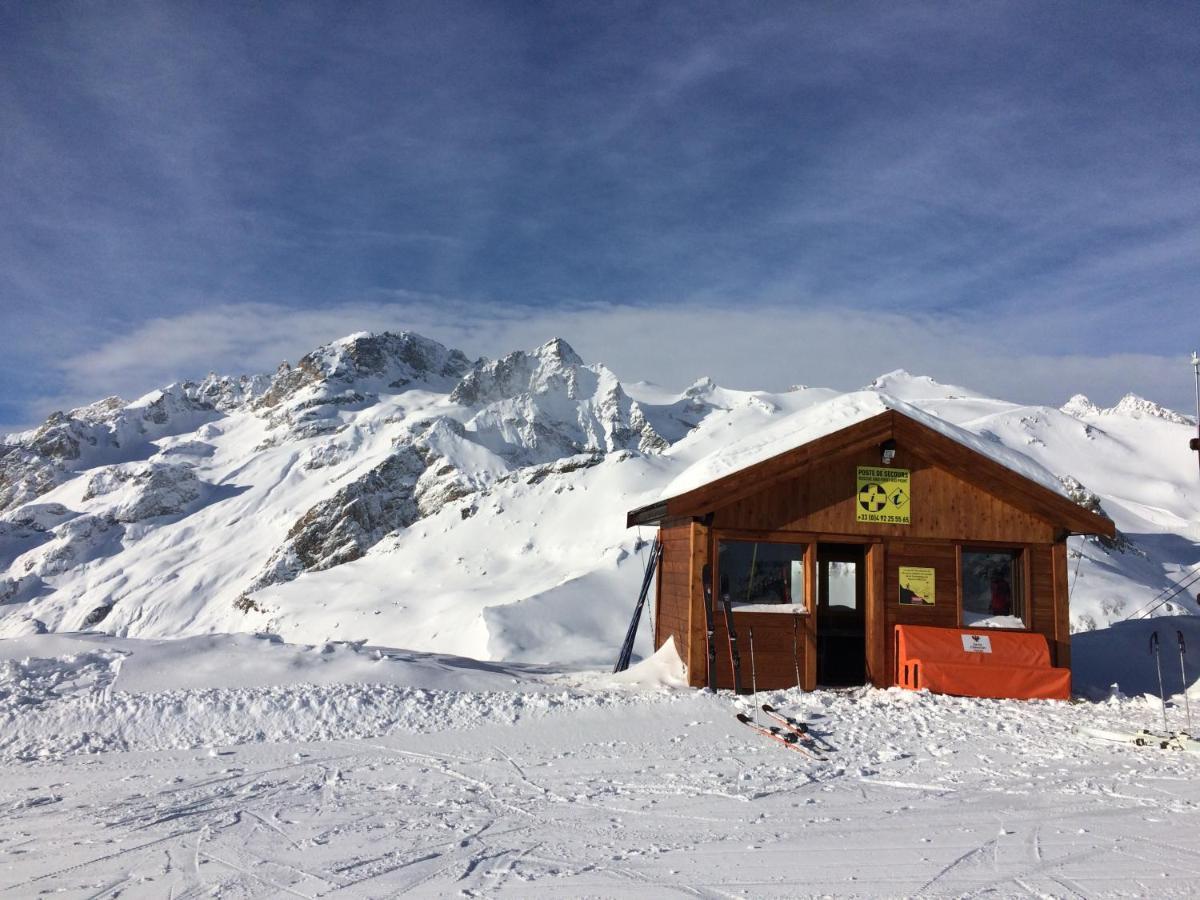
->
[736, 704, 830, 758]
[1075, 628, 1197, 754]
[1074, 725, 1200, 753]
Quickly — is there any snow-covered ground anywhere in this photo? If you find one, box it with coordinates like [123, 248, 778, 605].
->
[3, 628, 1199, 897]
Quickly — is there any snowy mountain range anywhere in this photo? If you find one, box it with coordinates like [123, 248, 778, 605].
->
[2, 330, 1197, 663]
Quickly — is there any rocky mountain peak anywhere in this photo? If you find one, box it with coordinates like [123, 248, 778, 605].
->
[322, 331, 472, 385]
[1062, 392, 1190, 424]
[446, 339, 665, 462]
[1061, 394, 1102, 418]
[684, 377, 717, 398]
[868, 369, 913, 388]
[532, 337, 584, 368]
[256, 331, 472, 412]
[1110, 393, 1192, 425]
[450, 339, 584, 407]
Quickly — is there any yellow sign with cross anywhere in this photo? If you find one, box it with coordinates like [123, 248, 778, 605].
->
[856, 466, 911, 524]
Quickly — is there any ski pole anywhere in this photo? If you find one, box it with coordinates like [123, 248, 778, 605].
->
[1151, 631, 1170, 735]
[748, 626, 758, 721]
[1179, 630, 1194, 735]
[792, 612, 802, 690]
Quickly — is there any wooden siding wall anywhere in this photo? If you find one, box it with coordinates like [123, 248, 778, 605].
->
[712, 448, 1056, 545]
[655, 522, 692, 659]
[1028, 544, 1066, 665]
[688, 521, 712, 683]
[709, 610, 807, 691]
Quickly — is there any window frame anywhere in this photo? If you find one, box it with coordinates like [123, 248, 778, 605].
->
[956, 543, 1032, 631]
[712, 532, 813, 614]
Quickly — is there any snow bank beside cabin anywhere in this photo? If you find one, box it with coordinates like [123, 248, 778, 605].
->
[0, 633, 684, 761]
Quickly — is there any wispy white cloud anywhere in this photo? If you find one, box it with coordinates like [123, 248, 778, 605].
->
[18, 299, 1190, 430]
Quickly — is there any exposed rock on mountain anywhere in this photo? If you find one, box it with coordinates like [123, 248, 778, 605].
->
[1109, 393, 1193, 425]
[16, 513, 124, 578]
[252, 446, 427, 594]
[251, 332, 474, 443]
[184, 372, 271, 412]
[233, 336, 673, 609]
[450, 338, 583, 406]
[84, 462, 203, 523]
[0, 387, 223, 514]
[1062, 392, 1192, 425]
[257, 331, 472, 411]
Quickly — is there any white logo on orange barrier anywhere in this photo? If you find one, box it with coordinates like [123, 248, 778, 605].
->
[961, 634, 992, 654]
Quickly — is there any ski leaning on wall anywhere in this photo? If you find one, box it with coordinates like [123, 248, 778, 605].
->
[612, 537, 662, 673]
[701, 564, 718, 692]
[719, 579, 745, 695]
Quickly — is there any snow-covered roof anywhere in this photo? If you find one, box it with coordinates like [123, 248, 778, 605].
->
[661, 390, 1073, 502]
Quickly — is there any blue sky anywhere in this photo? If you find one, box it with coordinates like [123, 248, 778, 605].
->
[2, 2, 1198, 430]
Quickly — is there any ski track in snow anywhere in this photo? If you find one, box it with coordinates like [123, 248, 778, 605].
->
[2, 640, 1200, 896]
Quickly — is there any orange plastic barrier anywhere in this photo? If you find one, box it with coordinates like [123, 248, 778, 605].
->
[895, 624, 1070, 701]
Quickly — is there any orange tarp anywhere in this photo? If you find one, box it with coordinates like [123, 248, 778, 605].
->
[895, 624, 1070, 701]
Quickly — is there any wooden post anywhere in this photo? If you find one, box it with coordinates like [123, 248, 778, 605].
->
[954, 543, 964, 628]
[1051, 540, 1072, 669]
[865, 542, 887, 686]
[688, 520, 711, 687]
[654, 534, 664, 651]
[803, 541, 818, 690]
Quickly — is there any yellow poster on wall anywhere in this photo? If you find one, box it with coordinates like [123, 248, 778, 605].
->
[856, 466, 911, 524]
[899, 566, 935, 605]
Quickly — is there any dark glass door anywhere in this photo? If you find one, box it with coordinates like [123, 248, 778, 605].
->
[816, 543, 866, 686]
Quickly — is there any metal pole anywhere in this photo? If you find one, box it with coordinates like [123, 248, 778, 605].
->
[1192, 351, 1200, 480]
[792, 612, 802, 690]
[1179, 630, 1194, 736]
[749, 626, 758, 722]
[746, 543, 759, 604]
[1152, 631, 1170, 736]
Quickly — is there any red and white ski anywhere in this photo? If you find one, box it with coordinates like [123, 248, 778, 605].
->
[735, 713, 818, 757]
[761, 704, 829, 753]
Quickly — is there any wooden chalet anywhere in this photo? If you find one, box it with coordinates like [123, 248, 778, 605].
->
[627, 401, 1115, 693]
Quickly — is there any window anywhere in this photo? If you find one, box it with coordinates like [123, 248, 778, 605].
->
[717, 540, 807, 612]
[826, 560, 858, 611]
[960, 549, 1025, 628]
